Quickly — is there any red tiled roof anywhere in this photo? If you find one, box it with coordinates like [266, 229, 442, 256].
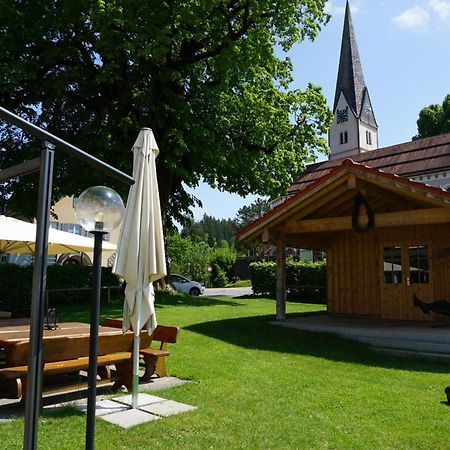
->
[237, 156, 450, 240]
[289, 132, 450, 195]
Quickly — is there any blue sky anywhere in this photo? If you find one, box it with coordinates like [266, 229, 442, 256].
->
[186, 0, 450, 222]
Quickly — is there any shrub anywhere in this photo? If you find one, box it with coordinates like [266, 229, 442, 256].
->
[0, 263, 122, 314]
[249, 261, 277, 296]
[250, 260, 327, 303]
[167, 233, 212, 283]
[0, 263, 33, 312]
[210, 264, 228, 287]
[210, 247, 237, 281]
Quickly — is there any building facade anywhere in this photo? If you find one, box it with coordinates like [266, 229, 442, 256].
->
[238, 1, 450, 322]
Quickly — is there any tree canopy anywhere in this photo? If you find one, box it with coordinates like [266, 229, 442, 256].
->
[181, 214, 237, 248]
[414, 94, 450, 140]
[0, 0, 332, 225]
[234, 197, 270, 228]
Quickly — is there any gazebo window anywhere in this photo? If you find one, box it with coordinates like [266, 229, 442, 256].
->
[383, 246, 402, 283]
[409, 245, 429, 284]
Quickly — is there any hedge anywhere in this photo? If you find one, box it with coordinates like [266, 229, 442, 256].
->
[0, 263, 122, 315]
[249, 260, 326, 303]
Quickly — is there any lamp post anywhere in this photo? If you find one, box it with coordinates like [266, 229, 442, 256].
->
[74, 186, 124, 450]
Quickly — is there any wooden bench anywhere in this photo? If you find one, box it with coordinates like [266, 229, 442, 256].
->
[103, 318, 179, 381]
[0, 332, 150, 402]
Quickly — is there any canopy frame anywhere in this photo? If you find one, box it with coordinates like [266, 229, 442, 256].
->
[0, 106, 134, 450]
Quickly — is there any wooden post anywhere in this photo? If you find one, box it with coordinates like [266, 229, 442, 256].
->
[276, 236, 286, 321]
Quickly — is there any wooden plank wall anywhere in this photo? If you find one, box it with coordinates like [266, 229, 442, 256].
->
[326, 223, 450, 320]
[428, 223, 450, 302]
[327, 230, 379, 316]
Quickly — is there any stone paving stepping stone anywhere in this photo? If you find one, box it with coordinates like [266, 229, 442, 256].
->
[112, 393, 166, 407]
[140, 400, 197, 417]
[100, 408, 160, 428]
[75, 399, 128, 416]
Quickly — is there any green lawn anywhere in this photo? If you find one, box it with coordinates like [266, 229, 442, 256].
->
[2, 293, 449, 449]
[225, 279, 252, 288]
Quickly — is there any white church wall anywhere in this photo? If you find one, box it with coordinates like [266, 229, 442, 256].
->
[329, 92, 359, 159]
[358, 121, 378, 152]
[410, 172, 450, 191]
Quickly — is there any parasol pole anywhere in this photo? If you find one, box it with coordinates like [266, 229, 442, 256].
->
[132, 295, 141, 409]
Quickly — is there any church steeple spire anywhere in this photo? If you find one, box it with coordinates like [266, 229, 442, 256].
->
[333, 1, 365, 116]
[329, 1, 378, 160]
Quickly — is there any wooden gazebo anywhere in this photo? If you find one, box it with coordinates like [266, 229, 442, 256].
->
[238, 159, 450, 322]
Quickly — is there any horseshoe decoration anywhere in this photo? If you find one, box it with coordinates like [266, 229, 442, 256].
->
[352, 191, 374, 233]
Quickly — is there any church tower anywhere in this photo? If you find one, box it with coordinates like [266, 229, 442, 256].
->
[329, 1, 378, 159]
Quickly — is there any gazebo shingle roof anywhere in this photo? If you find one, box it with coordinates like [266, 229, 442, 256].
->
[237, 156, 450, 241]
[289, 132, 450, 195]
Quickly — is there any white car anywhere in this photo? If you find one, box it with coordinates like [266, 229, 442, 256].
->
[169, 274, 205, 296]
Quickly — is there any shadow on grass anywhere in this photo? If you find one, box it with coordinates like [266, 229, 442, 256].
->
[185, 312, 450, 373]
[236, 294, 326, 306]
[58, 293, 242, 323]
[155, 293, 242, 308]
[0, 383, 116, 420]
[58, 303, 124, 324]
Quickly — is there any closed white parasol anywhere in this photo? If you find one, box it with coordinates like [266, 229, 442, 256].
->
[113, 128, 166, 408]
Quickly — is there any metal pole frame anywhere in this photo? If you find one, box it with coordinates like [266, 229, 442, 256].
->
[85, 231, 106, 450]
[23, 147, 54, 450]
[132, 300, 142, 409]
[0, 107, 133, 185]
[0, 105, 134, 450]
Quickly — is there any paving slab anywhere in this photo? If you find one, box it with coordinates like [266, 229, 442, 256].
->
[140, 400, 197, 417]
[273, 313, 450, 359]
[0, 376, 189, 421]
[100, 408, 160, 428]
[112, 393, 166, 407]
[140, 376, 188, 391]
[74, 399, 128, 416]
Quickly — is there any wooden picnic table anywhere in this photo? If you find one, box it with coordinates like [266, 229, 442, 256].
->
[0, 321, 125, 347]
[0, 322, 151, 401]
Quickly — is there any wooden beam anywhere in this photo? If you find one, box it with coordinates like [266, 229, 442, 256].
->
[238, 177, 348, 241]
[279, 207, 450, 233]
[275, 237, 286, 321]
[357, 172, 450, 208]
[313, 190, 356, 218]
[375, 207, 450, 227]
[347, 174, 356, 189]
[294, 182, 352, 220]
[285, 235, 332, 249]
[356, 180, 426, 211]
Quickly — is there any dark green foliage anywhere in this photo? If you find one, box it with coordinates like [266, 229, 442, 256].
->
[235, 198, 272, 256]
[210, 264, 228, 288]
[0, 263, 33, 312]
[249, 261, 278, 296]
[99, 267, 123, 288]
[167, 233, 211, 283]
[0, 1, 331, 225]
[250, 260, 326, 302]
[235, 198, 271, 228]
[0, 263, 122, 313]
[167, 232, 236, 286]
[182, 214, 238, 248]
[209, 245, 237, 286]
[210, 247, 237, 280]
[286, 260, 326, 287]
[414, 94, 450, 140]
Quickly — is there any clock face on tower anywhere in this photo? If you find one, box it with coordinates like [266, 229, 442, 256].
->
[363, 103, 372, 115]
[336, 106, 348, 124]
